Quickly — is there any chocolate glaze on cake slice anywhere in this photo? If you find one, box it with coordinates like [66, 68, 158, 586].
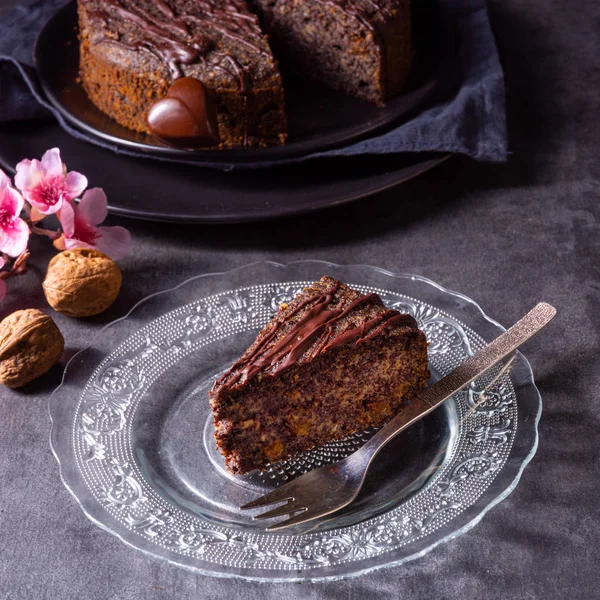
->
[78, 0, 287, 148]
[252, 0, 413, 105]
[209, 276, 429, 475]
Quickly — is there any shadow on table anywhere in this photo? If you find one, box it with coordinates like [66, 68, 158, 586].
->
[118, 158, 529, 253]
[5, 346, 80, 397]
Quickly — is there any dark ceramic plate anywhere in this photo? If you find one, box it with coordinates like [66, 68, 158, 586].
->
[0, 119, 450, 223]
[34, 0, 458, 165]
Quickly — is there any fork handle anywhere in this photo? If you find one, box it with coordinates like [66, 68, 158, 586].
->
[360, 302, 557, 461]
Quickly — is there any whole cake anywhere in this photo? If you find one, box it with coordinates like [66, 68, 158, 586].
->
[209, 276, 429, 475]
[254, 0, 413, 105]
[77, 0, 287, 148]
[77, 0, 412, 147]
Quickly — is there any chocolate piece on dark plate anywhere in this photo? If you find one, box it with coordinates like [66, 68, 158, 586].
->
[147, 77, 220, 148]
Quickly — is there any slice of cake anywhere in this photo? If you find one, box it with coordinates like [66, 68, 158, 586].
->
[78, 0, 287, 148]
[209, 276, 429, 474]
[252, 0, 413, 105]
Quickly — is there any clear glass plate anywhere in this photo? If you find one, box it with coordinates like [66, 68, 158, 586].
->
[49, 261, 542, 582]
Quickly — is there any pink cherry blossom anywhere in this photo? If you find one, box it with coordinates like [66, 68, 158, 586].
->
[0, 170, 30, 257]
[14, 148, 88, 217]
[56, 188, 132, 261]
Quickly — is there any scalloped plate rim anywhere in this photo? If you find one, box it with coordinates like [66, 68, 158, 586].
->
[48, 260, 542, 582]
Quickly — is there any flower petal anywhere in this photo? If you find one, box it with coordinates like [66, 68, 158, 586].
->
[63, 237, 95, 251]
[0, 217, 30, 257]
[95, 226, 132, 260]
[0, 185, 24, 217]
[58, 201, 76, 237]
[41, 148, 64, 177]
[0, 169, 11, 190]
[64, 170, 88, 201]
[35, 196, 63, 216]
[78, 188, 107, 225]
[14, 158, 44, 192]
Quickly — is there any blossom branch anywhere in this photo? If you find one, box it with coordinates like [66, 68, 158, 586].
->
[0, 147, 132, 303]
[26, 219, 62, 240]
[0, 250, 30, 280]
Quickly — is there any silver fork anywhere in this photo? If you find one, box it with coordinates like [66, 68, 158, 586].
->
[240, 302, 556, 531]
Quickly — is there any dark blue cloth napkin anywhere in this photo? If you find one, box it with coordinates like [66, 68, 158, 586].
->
[0, 0, 507, 169]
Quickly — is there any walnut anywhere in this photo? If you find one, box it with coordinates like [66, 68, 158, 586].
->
[43, 248, 122, 317]
[0, 309, 65, 388]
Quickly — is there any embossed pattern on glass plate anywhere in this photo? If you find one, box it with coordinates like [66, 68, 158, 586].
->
[50, 262, 542, 582]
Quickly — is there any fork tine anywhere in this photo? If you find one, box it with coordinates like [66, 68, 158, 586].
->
[239, 484, 297, 510]
[253, 503, 306, 521]
[265, 508, 324, 531]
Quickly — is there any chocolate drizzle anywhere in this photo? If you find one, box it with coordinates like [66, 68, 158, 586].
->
[213, 280, 418, 391]
[81, 0, 268, 144]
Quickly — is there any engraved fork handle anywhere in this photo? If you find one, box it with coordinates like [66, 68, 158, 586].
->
[359, 302, 557, 463]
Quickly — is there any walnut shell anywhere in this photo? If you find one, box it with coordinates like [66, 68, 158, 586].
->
[43, 248, 122, 317]
[0, 309, 65, 388]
